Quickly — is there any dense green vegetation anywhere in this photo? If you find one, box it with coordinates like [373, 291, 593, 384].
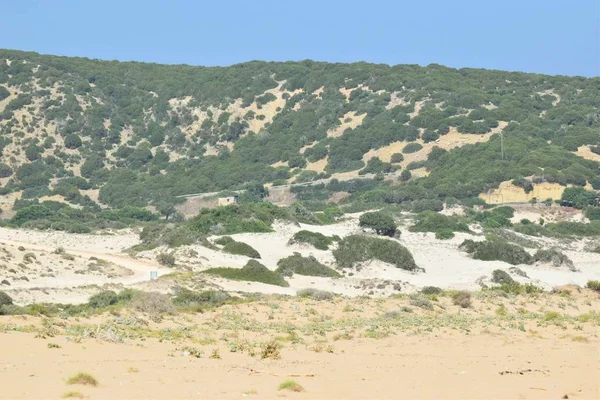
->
[204, 260, 289, 287]
[409, 211, 470, 234]
[0, 49, 598, 224]
[460, 239, 533, 265]
[333, 235, 418, 271]
[359, 211, 397, 236]
[275, 253, 341, 278]
[222, 240, 261, 259]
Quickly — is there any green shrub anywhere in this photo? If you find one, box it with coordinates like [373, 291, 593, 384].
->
[533, 248, 574, 269]
[435, 229, 455, 240]
[172, 288, 231, 307]
[214, 236, 235, 246]
[290, 230, 334, 250]
[205, 260, 289, 287]
[188, 204, 289, 235]
[333, 235, 418, 271]
[66, 372, 98, 386]
[278, 379, 304, 392]
[460, 239, 533, 265]
[157, 252, 176, 266]
[390, 153, 404, 163]
[584, 207, 600, 221]
[0, 291, 13, 307]
[276, 253, 341, 278]
[297, 288, 334, 300]
[491, 269, 514, 285]
[131, 291, 175, 315]
[223, 241, 261, 259]
[359, 211, 397, 237]
[410, 211, 470, 234]
[409, 294, 433, 310]
[452, 291, 472, 308]
[586, 280, 600, 292]
[402, 142, 423, 154]
[87, 290, 118, 309]
[420, 286, 442, 295]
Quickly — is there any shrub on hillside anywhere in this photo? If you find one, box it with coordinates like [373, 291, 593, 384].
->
[333, 235, 418, 271]
[533, 248, 574, 269]
[584, 207, 600, 221]
[452, 291, 472, 308]
[0, 291, 13, 307]
[359, 211, 397, 237]
[297, 288, 334, 301]
[420, 286, 443, 295]
[87, 290, 119, 309]
[276, 253, 341, 278]
[131, 292, 175, 315]
[205, 260, 289, 287]
[586, 280, 600, 292]
[172, 288, 231, 308]
[214, 236, 235, 246]
[402, 143, 423, 154]
[157, 252, 176, 267]
[410, 211, 470, 234]
[491, 269, 515, 285]
[460, 239, 532, 265]
[390, 153, 404, 163]
[435, 229, 455, 240]
[290, 230, 334, 250]
[223, 241, 261, 258]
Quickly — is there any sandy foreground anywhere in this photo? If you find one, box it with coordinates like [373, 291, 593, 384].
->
[1, 291, 599, 399]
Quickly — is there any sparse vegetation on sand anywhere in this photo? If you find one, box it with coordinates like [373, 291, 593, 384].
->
[61, 391, 85, 399]
[205, 260, 289, 287]
[276, 253, 341, 278]
[278, 380, 304, 392]
[66, 372, 98, 387]
[334, 235, 418, 271]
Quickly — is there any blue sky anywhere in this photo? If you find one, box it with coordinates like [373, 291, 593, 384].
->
[1, 0, 598, 77]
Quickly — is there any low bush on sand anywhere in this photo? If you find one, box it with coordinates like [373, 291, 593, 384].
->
[410, 211, 470, 234]
[587, 280, 600, 292]
[297, 288, 335, 301]
[156, 252, 176, 267]
[290, 230, 335, 250]
[333, 235, 418, 271]
[66, 372, 98, 387]
[278, 380, 304, 392]
[460, 239, 532, 265]
[276, 253, 341, 278]
[452, 291, 472, 308]
[205, 260, 289, 287]
[223, 241, 261, 259]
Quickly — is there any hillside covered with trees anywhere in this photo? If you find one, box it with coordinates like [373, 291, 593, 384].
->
[0, 49, 598, 224]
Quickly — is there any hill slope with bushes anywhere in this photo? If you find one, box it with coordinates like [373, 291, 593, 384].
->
[0, 49, 598, 216]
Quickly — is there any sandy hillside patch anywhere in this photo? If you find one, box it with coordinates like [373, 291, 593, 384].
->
[327, 111, 367, 138]
[575, 145, 600, 162]
[480, 181, 567, 204]
[299, 141, 317, 154]
[362, 128, 493, 165]
[305, 156, 328, 172]
[270, 160, 288, 168]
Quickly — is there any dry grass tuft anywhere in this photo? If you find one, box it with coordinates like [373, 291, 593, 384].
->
[66, 372, 98, 387]
[278, 379, 305, 392]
